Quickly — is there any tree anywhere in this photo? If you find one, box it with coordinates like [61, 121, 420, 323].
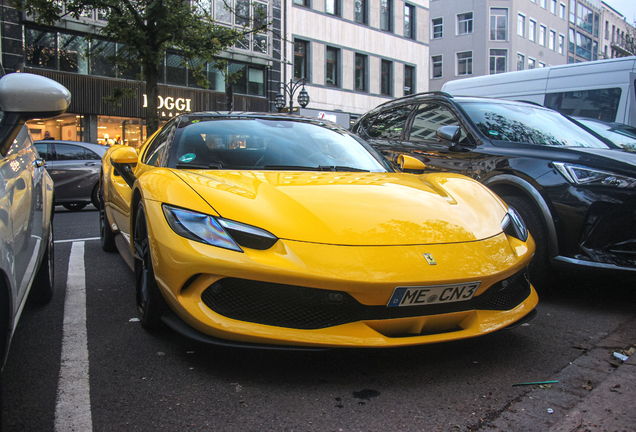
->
[10, 0, 268, 135]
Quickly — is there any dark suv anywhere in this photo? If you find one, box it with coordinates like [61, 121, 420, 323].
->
[352, 93, 636, 290]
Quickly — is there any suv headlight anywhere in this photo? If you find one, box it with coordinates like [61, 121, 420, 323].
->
[553, 162, 636, 189]
[501, 207, 528, 242]
[163, 205, 278, 252]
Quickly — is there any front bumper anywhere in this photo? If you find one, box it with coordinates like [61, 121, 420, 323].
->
[143, 199, 539, 348]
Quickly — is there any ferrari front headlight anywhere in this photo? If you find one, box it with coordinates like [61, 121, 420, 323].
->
[553, 162, 636, 189]
[501, 207, 528, 242]
[163, 205, 279, 252]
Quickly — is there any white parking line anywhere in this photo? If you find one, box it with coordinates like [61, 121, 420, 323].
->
[55, 237, 100, 244]
[54, 242, 93, 432]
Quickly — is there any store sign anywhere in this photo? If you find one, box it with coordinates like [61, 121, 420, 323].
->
[142, 94, 192, 112]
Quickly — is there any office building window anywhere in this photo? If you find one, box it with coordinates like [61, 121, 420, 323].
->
[528, 58, 536, 69]
[457, 12, 473, 35]
[294, 40, 308, 80]
[404, 65, 415, 95]
[518, 14, 525, 37]
[326, 0, 339, 16]
[293, 0, 308, 5]
[355, 53, 367, 91]
[326, 46, 339, 86]
[576, 3, 593, 33]
[431, 55, 442, 78]
[489, 49, 507, 74]
[529, 19, 536, 42]
[605, 20, 610, 39]
[539, 25, 546, 46]
[380, 0, 392, 32]
[558, 34, 565, 54]
[559, 3, 566, 19]
[404, 4, 415, 39]
[540, 0, 547, 8]
[569, 28, 575, 53]
[490, 8, 508, 41]
[550, 0, 557, 14]
[576, 31, 592, 60]
[354, 0, 366, 23]
[517, 53, 525, 71]
[381, 60, 392, 95]
[539, 62, 546, 68]
[549, 30, 556, 50]
[457, 51, 472, 75]
[432, 18, 443, 39]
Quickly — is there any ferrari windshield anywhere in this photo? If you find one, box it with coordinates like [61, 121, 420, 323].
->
[458, 101, 612, 148]
[169, 117, 390, 172]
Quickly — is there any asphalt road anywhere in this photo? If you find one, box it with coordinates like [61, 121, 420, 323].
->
[2, 206, 635, 432]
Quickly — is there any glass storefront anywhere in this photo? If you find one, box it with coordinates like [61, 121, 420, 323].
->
[27, 114, 148, 148]
[27, 113, 83, 141]
[97, 115, 145, 147]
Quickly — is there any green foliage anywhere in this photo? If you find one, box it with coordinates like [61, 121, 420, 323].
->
[10, 0, 270, 133]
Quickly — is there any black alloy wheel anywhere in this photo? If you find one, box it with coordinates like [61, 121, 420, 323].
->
[30, 221, 54, 304]
[99, 189, 117, 252]
[502, 194, 553, 292]
[133, 204, 169, 329]
[62, 203, 87, 212]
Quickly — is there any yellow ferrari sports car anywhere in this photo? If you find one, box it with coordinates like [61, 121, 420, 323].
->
[100, 112, 538, 349]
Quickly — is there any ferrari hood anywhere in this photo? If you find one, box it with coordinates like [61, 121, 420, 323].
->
[172, 170, 508, 246]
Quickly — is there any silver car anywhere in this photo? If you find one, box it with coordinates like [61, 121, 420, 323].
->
[0, 70, 71, 371]
[34, 140, 106, 211]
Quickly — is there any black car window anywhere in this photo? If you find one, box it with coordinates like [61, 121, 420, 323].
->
[144, 122, 176, 166]
[544, 88, 621, 123]
[85, 149, 101, 160]
[459, 101, 610, 148]
[35, 143, 53, 160]
[367, 105, 414, 140]
[55, 144, 87, 160]
[409, 104, 467, 143]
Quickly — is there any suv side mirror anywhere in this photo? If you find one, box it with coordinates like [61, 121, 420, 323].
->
[436, 125, 461, 146]
[0, 73, 71, 156]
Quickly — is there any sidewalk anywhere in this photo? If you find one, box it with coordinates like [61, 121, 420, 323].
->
[483, 317, 636, 431]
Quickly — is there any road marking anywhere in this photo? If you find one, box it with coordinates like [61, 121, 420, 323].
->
[55, 237, 100, 244]
[55, 242, 93, 432]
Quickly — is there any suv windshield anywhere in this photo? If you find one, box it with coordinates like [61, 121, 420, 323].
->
[458, 101, 612, 149]
[169, 118, 390, 172]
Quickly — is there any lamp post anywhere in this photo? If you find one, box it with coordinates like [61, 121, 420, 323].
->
[275, 78, 310, 113]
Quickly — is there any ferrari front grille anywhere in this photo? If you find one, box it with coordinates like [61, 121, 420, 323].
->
[200, 269, 532, 330]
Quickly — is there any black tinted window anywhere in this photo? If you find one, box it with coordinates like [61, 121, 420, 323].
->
[409, 104, 466, 142]
[367, 105, 414, 139]
[544, 88, 621, 123]
[459, 101, 609, 148]
[144, 123, 176, 166]
[55, 144, 86, 160]
[85, 149, 101, 160]
[35, 143, 53, 160]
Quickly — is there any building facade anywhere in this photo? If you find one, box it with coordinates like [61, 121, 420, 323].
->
[284, 0, 429, 121]
[429, 0, 570, 91]
[567, 0, 602, 63]
[0, 2, 282, 146]
[600, 1, 635, 59]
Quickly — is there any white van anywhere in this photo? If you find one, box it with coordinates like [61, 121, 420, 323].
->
[441, 57, 636, 127]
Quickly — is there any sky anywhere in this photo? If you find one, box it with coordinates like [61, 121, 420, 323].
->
[603, 0, 636, 25]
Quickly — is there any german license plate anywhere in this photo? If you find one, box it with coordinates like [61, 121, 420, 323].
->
[387, 282, 481, 307]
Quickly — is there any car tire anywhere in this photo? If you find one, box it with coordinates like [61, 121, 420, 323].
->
[133, 203, 169, 329]
[99, 190, 117, 253]
[501, 194, 553, 292]
[62, 203, 87, 212]
[91, 184, 100, 209]
[29, 221, 54, 304]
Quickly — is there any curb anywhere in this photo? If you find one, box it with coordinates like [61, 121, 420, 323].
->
[483, 317, 636, 431]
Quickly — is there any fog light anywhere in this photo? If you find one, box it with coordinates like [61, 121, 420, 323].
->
[328, 292, 344, 303]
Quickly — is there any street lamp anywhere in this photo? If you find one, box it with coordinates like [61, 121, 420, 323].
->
[275, 78, 310, 113]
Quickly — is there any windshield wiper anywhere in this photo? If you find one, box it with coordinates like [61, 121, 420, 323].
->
[175, 162, 222, 169]
[318, 165, 370, 172]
